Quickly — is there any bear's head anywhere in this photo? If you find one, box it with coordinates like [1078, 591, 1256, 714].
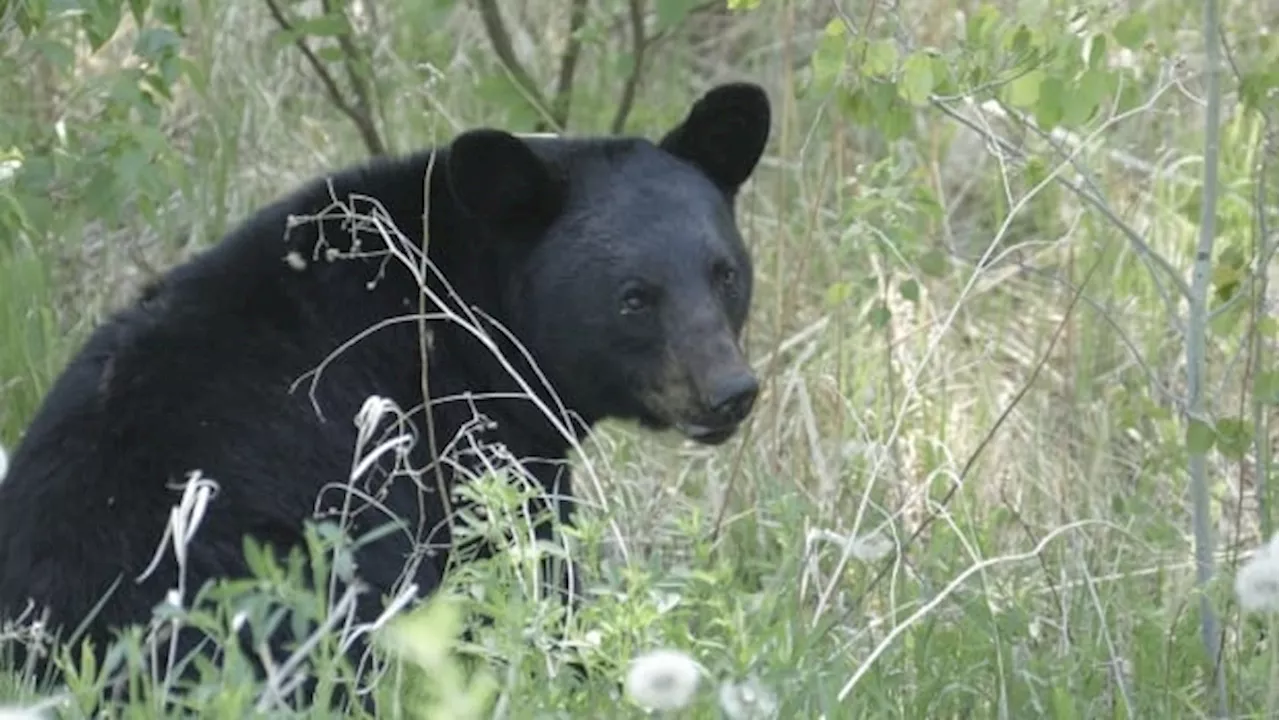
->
[443, 83, 771, 446]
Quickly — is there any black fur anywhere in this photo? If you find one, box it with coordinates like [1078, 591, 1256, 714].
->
[0, 83, 772, 706]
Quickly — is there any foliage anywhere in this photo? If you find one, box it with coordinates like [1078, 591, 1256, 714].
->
[0, 0, 1276, 717]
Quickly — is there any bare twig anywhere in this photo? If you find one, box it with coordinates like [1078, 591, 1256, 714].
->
[931, 97, 1192, 303]
[262, 0, 387, 156]
[1185, 0, 1228, 713]
[321, 0, 387, 153]
[610, 0, 649, 133]
[473, 0, 558, 131]
[549, 0, 589, 129]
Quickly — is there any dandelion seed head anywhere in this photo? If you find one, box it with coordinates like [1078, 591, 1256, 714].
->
[718, 675, 779, 720]
[850, 532, 894, 562]
[0, 693, 65, 720]
[0, 707, 49, 720]
[624, 648, 702, 712]
[1235, 532, 1279, 614]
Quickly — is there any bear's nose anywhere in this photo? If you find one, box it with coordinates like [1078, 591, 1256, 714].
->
[707, 372, 759, 424]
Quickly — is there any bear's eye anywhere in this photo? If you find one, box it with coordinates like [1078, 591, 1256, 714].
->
[620, 287, 654, 315]
[714, 264, 738, 292]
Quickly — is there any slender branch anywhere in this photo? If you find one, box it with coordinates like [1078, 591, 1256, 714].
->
[321, 0, 386, 153]
[263, 0, 387, 156]
[609, 0, 648, 133]
[931, 96, 1192, 302]
[1186, 0, 1228, 713]
[473, 0, 557, 131]
[549, 0, 589, 130]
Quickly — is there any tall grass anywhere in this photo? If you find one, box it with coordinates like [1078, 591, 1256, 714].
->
[0, 0, 1276, 717]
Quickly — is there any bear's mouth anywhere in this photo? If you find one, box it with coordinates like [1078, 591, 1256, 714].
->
[675, 421, 740, 446]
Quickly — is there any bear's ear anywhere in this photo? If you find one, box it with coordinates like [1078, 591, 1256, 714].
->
[445, 129, 560, 231]
[658, 82, 771, 194]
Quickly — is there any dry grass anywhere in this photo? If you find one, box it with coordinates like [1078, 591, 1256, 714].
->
[0, 0, 1277, 716]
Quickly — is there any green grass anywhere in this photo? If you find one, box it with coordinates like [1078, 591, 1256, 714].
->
[0, 0, 1276, 717]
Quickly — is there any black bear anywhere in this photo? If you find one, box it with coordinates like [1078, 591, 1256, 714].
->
[0, 82, 771, 699]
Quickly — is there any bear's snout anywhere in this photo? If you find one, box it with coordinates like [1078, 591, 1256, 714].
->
[705, 371, 759, 426]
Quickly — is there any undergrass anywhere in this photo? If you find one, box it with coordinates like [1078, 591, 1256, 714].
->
[0, 0, 1277, 717]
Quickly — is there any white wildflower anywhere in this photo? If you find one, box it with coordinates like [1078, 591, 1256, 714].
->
[1235, 532, 1280, 614]
[718, 674, 779, 720]
[0, 443, 8, 483]
[624, 649, 702, 712]
[0, 159, 17, 184]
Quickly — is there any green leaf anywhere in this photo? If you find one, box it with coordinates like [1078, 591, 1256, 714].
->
[918, 248, 948, 277]
[1239, 65, 1279, 115]
[899, 278, 920, 303]
[1215, 418, 1251, 460]
[868, 302, 891, 328]
[1259, 316, 1278, 340]
[809, 21, 849, 92]
[1062, 68, 1109, 126]
[1255, 369, 1279, 406]
[1010, 25, 1034, 56]
[965, 4, 1001, 47]
[1112, 13, 1148, 50]
[128, 0, 151, 26]
[1034, 75, 1065, 128]
[656, 0, 696, 30]
[1185, 419, 1217, 455]
[1087, 34, 1108, 70]
[1211, 262, 1243, 303]
[134, 27, 181, 60]
[881, 96, 915, 139]
[899, 51, 935, 106]
[930, 55, 957, 96]
[1007, 69, 1045, 109]
[825, 281, 853, 308]
[31, 37, 76, 71]
[1049, 682, 1078, 720]
[294, 14, 349, 38]
[81, 0, 125, 51]
[863, 39, 899, 77]
[837, 86, 874, 125]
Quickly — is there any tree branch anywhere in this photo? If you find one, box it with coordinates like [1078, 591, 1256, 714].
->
[1185, 0, 1228, 712]
[263, 0, 387, 156]
[609, 0, 649, 133]
[321, 0, 386, 153]
[473, 0, 557, 131]
[549, 0, 589, 130]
